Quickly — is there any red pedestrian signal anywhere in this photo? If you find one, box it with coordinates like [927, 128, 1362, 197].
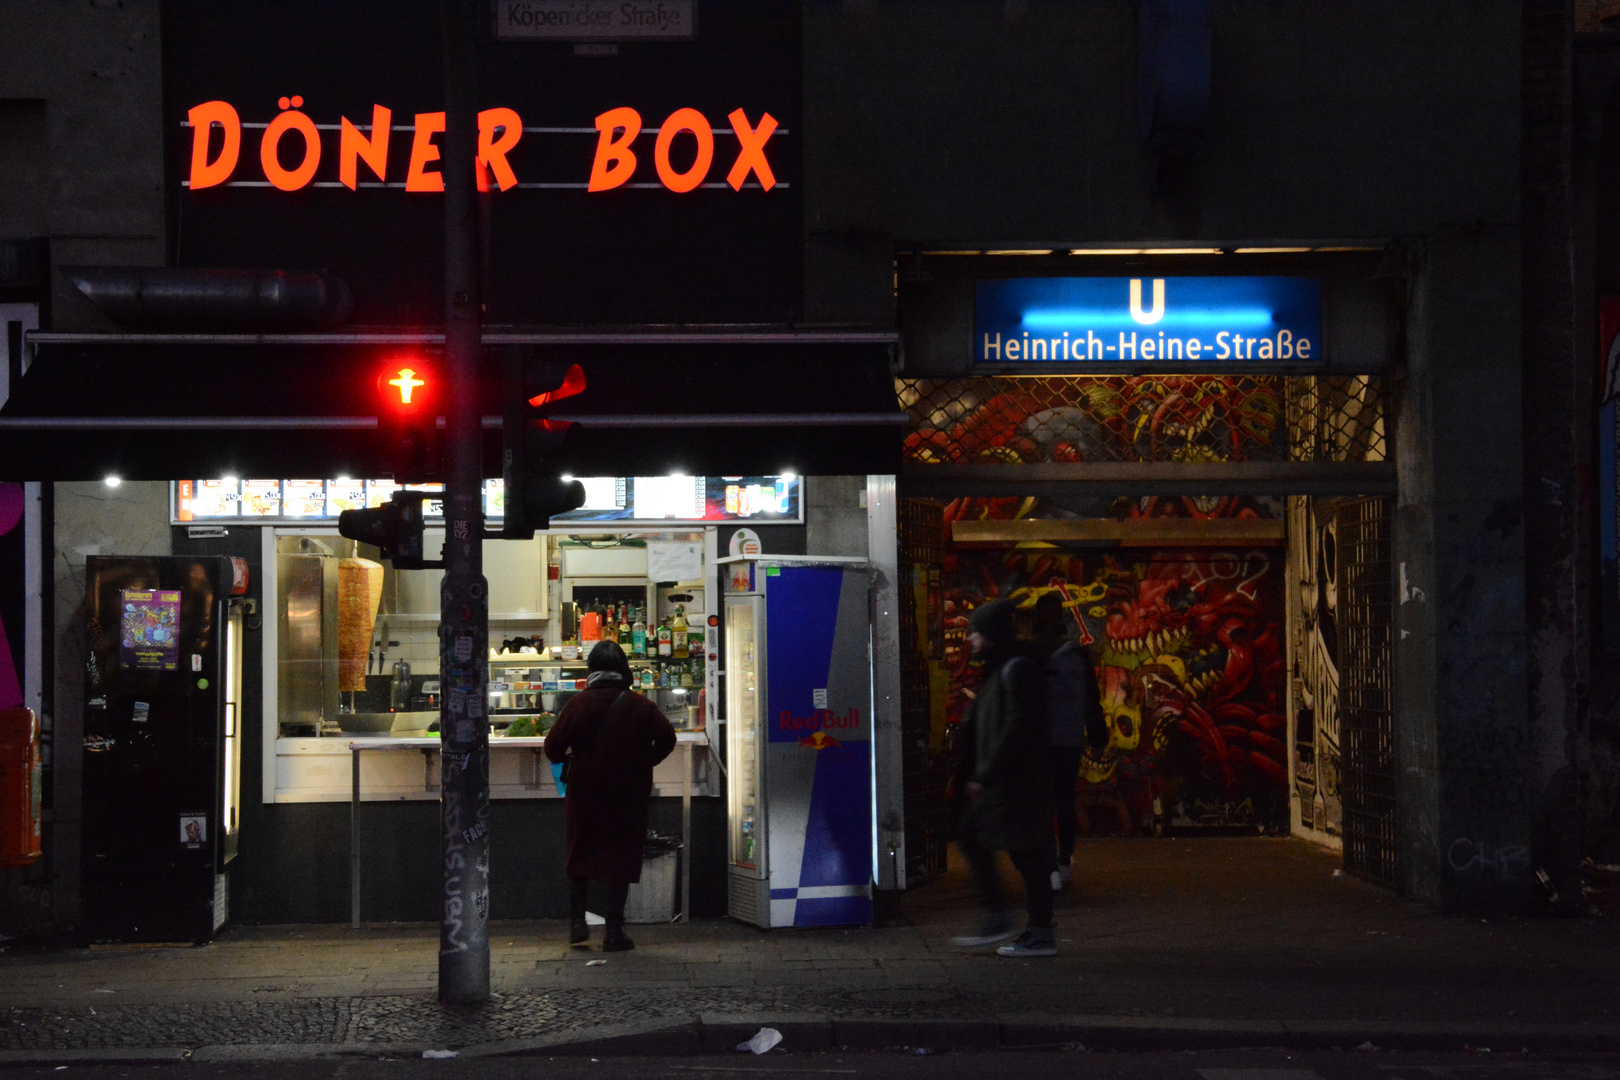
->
[374, 356, 442, 480]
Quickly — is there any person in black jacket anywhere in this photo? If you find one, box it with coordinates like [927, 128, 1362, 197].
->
[1033, 591, 1105, 892]
[947, 599, 1058, 957]
[544, 641, 677, 951]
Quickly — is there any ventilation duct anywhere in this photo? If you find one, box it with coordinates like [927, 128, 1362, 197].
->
[61, 267, 353, 331]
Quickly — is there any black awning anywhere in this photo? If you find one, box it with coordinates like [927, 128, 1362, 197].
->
[0, 333, 902, 481]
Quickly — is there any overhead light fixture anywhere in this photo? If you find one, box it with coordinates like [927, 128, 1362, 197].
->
[1069, 248, 1144, 256]
[221, 475, 238, 486]
[983, 249, 1056, 256]
[1234, 247, 1311, 254]
[103, 475, 121, 488]
[780, 471, 797, 482]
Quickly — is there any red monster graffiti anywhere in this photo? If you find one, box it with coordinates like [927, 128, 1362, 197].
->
[944, 547, 1287, 835]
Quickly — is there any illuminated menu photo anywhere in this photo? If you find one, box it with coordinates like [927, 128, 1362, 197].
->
[173, 475, 802, 526]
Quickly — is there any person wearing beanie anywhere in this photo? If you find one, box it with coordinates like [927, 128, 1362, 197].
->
[948, 598, 1059, 957]
[544, 640, 676, 951]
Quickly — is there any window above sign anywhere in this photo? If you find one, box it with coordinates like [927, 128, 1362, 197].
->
[974, 277, 1322, 368]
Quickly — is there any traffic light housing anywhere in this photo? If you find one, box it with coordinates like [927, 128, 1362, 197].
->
[337, 490, 439, 569]
[375, 355, 442, 481]
[501, 346, 587, 538]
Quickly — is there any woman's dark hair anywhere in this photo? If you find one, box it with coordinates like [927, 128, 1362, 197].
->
[586, 639, 633, 683]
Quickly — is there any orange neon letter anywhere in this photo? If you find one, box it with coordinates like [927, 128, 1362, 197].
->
[339, 105, 392, 190]
[188, 100, 241, 190]
[405, 112, 446, 193]
[260, 108, 321, 191]
[726, 109, 778, 191]
[476, 108, 522, 192]
[587, 107, 641, 192]
[654, 108, 714, 194]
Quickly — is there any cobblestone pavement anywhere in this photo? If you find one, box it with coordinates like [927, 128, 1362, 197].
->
[0, 839, 1617, 1054]
[0, 986, 993, 1051]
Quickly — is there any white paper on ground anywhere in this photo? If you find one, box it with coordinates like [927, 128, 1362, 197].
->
[422, 1050, 458, 1059]
[585, 911, 605, 925]
[737, 1027, 783, 1055]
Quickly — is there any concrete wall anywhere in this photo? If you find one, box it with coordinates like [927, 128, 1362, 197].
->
[1397, 230, 1530, 910]
[0, 0, 165, 331]
[802, 1, 1517, 248]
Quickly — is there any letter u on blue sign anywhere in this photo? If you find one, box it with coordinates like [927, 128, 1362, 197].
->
[974, 276, 1322, 364]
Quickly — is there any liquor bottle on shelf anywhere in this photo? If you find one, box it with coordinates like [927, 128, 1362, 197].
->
[617, 605, 631, 648]
[631, 607, 648, 658]
[657, 617, 673, 658]
[580, 603, 602, 644]
[679, 662, 693, 689]
[672, 605, 689, 659]
[603, 605, 618, 644]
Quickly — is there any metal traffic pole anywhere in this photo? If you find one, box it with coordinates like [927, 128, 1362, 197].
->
[437, 0, 490, 1004]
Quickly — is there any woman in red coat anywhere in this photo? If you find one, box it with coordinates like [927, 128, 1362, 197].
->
[544, 640, 677, 951]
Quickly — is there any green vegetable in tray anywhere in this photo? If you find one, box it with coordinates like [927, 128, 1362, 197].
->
[505, 716, 537, 738]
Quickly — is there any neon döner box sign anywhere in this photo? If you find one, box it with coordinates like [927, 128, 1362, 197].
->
[184, 99, 781, 194]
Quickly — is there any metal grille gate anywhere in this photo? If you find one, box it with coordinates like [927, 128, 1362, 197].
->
[897, 499, 951, 884]
[1336, 497, 1399, 888]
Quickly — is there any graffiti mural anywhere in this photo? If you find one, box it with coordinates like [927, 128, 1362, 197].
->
[1286, 495, 1343, 840]
[944, 545, 1288, 835]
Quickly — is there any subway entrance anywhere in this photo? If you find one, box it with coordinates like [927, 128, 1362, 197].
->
[892, 370, 1398, 890]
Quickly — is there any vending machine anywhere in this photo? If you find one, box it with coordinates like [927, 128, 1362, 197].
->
[722, 557, 874, 929]
[81, 555, 250, 943]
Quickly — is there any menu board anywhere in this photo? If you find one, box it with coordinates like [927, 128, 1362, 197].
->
[173, 475, 802, 525]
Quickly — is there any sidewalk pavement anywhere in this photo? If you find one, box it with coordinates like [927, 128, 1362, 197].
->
[2, 837, 1618, 1062]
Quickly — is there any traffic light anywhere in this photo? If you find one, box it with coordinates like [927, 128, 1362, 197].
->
[337, 490, 439, 569]
[501, 346, 587, 539]
[374, 355, 442, 481]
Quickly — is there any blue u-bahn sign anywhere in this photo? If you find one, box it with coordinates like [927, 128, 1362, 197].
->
[974, 276, 1322, 365]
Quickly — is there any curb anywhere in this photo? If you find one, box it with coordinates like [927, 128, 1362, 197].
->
[3, 1014, 1619, 1064]
[472, 1013, 1620, 1057]
[0, 1048, 192, 1066]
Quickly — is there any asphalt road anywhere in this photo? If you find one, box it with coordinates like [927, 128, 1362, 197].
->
[2, 1051, 1617, 1080]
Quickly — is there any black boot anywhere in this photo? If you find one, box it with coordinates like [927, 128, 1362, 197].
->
[568, 879, 589, 946]
[601, 916, 635, 952]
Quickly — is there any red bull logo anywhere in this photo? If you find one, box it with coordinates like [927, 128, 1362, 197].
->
[778, 707, 860, 747]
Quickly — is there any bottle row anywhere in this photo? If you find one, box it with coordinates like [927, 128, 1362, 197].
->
[572, 601, 700, 660]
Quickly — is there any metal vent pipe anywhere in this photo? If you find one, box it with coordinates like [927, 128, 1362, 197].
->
[60, 267, 353, 331]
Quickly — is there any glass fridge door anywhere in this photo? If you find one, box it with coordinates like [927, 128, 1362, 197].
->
[725, 594, 764, 876]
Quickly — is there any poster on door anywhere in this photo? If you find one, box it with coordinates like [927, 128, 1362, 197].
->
[119, 589, 182, 671]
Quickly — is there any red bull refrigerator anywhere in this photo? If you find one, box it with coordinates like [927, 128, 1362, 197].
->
[722, 556, 874, 929]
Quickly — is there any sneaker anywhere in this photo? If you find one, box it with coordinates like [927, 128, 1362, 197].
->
[997, 928, 1058, 958]
[1058, 862, 1074, 884]
[949, 920, 1019, 947]
[1050, 869, 1063, 892]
